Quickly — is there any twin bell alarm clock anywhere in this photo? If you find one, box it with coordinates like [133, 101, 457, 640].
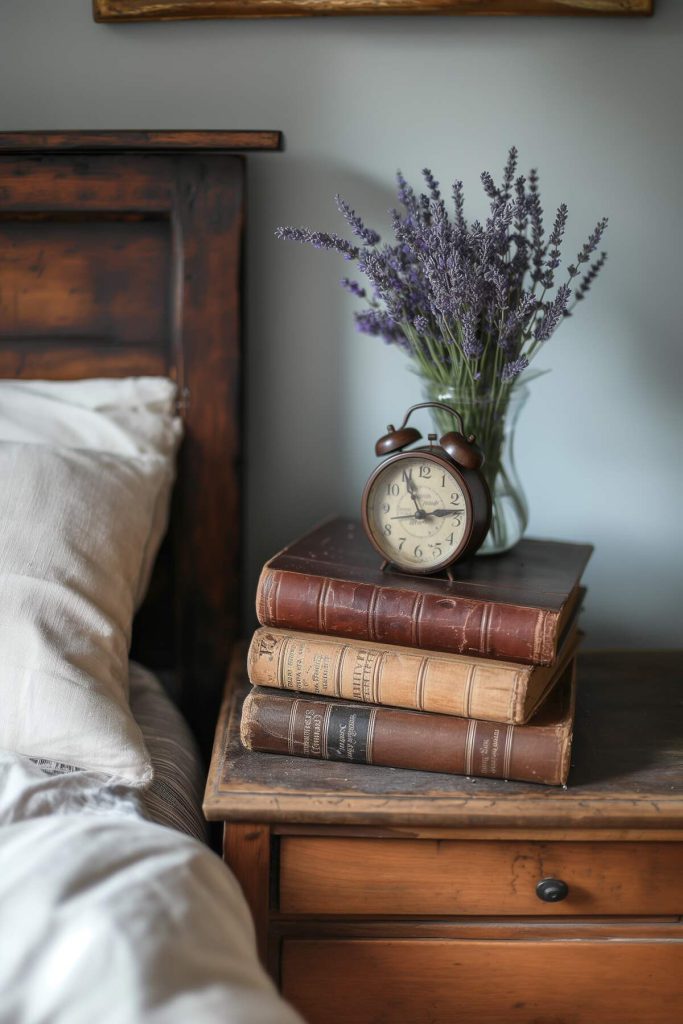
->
[361, 402, 492, 575]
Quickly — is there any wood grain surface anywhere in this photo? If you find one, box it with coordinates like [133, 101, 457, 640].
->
[0, 130, 283, 152]
[204, 647, 683, 829]
[94, 1, 654, 22]
[282, 938, 681, 1024]
[272, 918, 683, 940]
[279, 836, 683, 916]
[273, 823, 683, 840]
[224, 824, 271, 963]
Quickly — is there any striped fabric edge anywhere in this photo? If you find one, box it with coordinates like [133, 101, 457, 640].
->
[127, 662, 207, 842]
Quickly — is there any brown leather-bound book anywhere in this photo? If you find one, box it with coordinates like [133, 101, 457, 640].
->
[247, 613, 581, 725]
[256, 519, 591, 665]
[241, 658, 577, 787]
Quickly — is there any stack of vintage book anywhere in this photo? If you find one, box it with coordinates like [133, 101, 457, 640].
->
[241, 518, 591, 786]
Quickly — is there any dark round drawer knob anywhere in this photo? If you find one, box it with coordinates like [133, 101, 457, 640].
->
[536, 877, 569, 903]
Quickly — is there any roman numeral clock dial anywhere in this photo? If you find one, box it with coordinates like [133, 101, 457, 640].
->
[361, 403, 492, 575]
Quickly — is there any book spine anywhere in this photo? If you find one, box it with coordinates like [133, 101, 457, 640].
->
[256, 568, 559, 665]
[241, 690, 570, 786]
[248, 628, 530, 724]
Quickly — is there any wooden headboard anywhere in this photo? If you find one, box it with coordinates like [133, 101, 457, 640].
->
[0, 130, 282, 752]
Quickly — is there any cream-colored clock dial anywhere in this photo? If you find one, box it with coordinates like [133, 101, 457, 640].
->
[366, 456, 469, 571]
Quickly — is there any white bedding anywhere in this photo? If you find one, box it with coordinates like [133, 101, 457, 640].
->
[0, 753, 304, 1024]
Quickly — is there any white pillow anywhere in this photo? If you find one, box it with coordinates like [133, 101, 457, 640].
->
[0, 377, 182, 606]
[0, 441, 166, 784]
[30, 663, 207, 841]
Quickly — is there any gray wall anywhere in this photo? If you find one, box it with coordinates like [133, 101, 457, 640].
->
[1, 1, 681, 646]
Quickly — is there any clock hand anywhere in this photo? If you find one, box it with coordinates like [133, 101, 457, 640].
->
[391, 509, 465, 520]
[403, 469, 426, 515]
[391, 511, 428, 521]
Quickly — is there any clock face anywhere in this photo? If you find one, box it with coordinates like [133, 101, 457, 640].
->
[364, 453, 471, 573]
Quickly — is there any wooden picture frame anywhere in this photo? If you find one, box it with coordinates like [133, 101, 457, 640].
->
[94, 1, 653, 22]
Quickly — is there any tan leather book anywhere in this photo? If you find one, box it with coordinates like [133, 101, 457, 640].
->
[247, 613, 581, 725]
[241, 657, 577, 787]
[256, 518, 592, 665]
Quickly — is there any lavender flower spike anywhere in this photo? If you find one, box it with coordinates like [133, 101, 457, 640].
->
[535, 284, 571, 342]
[501, 355, 529, 383]
[341, 277, 366, 299]
[335, 195, 381, 246]
[422, 168, 442, 204]
[480, 171, 500, 201]
[275, 225, 360, 261]
[576, 217, 609, 265]
[544, 203, 568, 286]
[575, 252, 607, 301]
[501, 146, 518, 199]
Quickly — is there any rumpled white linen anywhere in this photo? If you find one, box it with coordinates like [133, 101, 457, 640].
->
[0, 752, 304, 1024]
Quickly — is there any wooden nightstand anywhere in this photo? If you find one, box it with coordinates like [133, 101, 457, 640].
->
[205, 648, 683, 1024]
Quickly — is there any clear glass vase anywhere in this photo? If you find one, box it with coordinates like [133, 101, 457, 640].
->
[424, 381, 529, 555]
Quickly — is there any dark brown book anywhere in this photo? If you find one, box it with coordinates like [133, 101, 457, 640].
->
[256, 518, 591, 665]
[241, 658, 577, 787]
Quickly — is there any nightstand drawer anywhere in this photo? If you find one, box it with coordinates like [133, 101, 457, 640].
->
[282, 938, 683, 1024]
[279, 837, 683, 916]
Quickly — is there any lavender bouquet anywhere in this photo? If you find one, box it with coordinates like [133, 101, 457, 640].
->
[277, 148, 607, 553]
